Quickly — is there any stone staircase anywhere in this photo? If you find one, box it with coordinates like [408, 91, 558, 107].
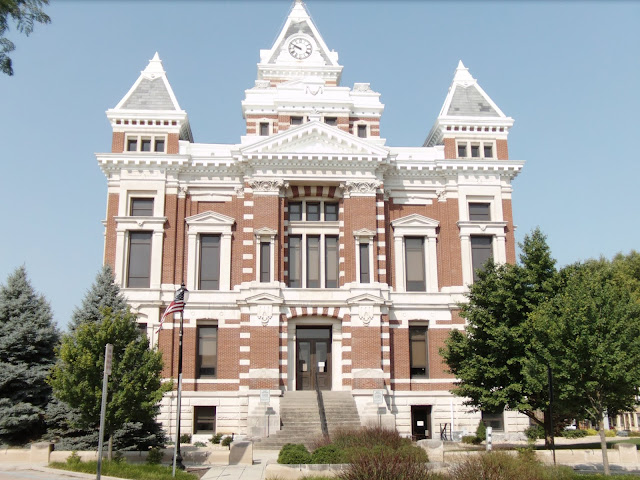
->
[255, 391, 361, 450]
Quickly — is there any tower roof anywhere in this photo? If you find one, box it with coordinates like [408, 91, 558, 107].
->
[423, 61, 514, 147]
[257, 1, 342, 84]
[113, 53, 182, 111]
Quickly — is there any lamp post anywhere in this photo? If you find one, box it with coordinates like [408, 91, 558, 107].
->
[171, 283, 188, 476]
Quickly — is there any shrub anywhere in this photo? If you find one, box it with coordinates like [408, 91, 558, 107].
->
[331, 426, 406, 450]
[627, 431, 640, 437]
[112, 450, 125, 463]
[210, 433, 223, 444]
[561, 429, 588, 438]
[605, 430, 617, 437]
[311, 444, 346, 464]
[66, 451, 81, 466]
[146, 446, 163, 465]
[462, 435, 482, 445]
[475, 420, 486, 443]
[524, 425, 545, 441]
[193, 441, 206, 447]
[221, 436, 233, 447]
[278, 443, 312, 464]
[179, 433, 192, 444]
[586, 428, 598, 436]
[337, 447, 430, 480]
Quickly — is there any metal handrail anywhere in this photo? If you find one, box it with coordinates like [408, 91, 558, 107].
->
[314, 369, 329, 439]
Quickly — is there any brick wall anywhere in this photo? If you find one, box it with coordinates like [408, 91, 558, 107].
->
[167, 133, 179, 154]
[443, 138, 456, 159]
[496, 139, 508, 160]
[502, 199, 516, 264]
[342, 196, 377, 283]
[112, 132, 124, 153]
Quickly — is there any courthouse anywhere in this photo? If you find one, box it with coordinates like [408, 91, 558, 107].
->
[97, 1, 526, 442]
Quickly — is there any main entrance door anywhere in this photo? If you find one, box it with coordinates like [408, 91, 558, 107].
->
[296, 327, 332, 391]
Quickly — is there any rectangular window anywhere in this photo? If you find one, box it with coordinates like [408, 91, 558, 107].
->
[324, 203, 338, 221]
[194, 406, 216, 434]
[410, 326, 428, 378]
[197, 326, 217, 378]
[306, 202, 320, 221]
[482, 411, 504, 432]
[289, 202, 302, 221]
[259, 122, 269, 136]
[357, 124, 367, 138]
[457, 143, 467, 158]
[291, 116, 303, 125]
[199, 234, 221, 290]
[154, 138, 165, 152]
[469, 202, 491, 221]
[484, 144, 493, 158]
[324, 117, 337, 126]
[127, 138, 138, 152]
[288, 236, 302, 287]
[471, 236, 493, 282]
[359, 242, 370, 283]
[137, 322, 147, 338]
[260, 241, 270, 282]
[141, 138, 152, 152]
[405, 237, 426, 292]
[307, 235, 321, 288]
[130, 198, 154, 216]
[471, 144, 480, 157]
[127, 232, 152, 288]
[325, 236, 339, 288]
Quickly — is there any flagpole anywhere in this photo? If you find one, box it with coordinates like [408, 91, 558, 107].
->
[171, 283, 187, 476]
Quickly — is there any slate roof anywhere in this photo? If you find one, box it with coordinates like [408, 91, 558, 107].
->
[447, 84, 499, 117]
[121, 77, 176, 111]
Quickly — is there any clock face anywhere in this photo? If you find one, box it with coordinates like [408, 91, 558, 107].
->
[288, 37, 312, 59]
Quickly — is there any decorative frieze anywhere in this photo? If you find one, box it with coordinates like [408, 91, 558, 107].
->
[249, 179, 286, 193]
[341, 180, 381, 196]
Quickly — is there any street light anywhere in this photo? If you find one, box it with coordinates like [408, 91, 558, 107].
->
[169, 283, 188, 476]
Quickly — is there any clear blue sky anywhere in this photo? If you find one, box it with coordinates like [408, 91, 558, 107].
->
[1, 1, 638, 331]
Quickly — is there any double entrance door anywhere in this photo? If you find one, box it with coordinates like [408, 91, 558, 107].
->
[296, 327, 332, 391]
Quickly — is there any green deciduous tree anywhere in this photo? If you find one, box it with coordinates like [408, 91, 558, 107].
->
[0, 266, 59, 445]
[442, 228, 570, 445]
[0, 0, 50, 76]
[49, 307, 171, 451]
[530, 259, 640, 475]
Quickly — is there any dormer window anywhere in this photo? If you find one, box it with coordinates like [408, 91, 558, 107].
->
[259, 122, 270, 136]
[456, 140, 495, 159]
[324, 117, 337, 126]
[125, 135, 166, 153]
[357, 124, 367, 138]
[291, 116, 304, 125]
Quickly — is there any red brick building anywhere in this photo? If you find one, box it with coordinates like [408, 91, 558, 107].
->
[97, 1, 525, 441]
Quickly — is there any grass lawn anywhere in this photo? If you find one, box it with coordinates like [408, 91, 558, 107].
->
[49, 460, 197, 480]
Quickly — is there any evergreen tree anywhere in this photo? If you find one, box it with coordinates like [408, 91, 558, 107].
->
[49, 308, 171, 450]
[0, 266, 58, 445]
[69, 264, 127, 330]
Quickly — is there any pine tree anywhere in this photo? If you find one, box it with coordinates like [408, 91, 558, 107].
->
[69, 264, 127, 330]
[0, 266, 58, 445]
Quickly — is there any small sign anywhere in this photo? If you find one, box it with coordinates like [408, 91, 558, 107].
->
[260, 389, 270, 404]
[417, 420, 424, 427]
[373, 390, 384, 405]
[104, 344, 113, 376]
[318, 361, 325, 369]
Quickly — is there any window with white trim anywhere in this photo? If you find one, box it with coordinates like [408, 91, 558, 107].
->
[354, 229, 375, 285]
[185, 211, 235, 292]
[391, 214, 439, 293]
[127, 232, 152, 288]
[482, 411, 504, 432]
[255, 228, 277, 283]
[410, 326, 429, 378]
[287, 199, 340, 289]
[456, 140, 495, 159]
[357, 124, 367, 138]
[197, 326, 217, 378]
[471, 236, 493, 282]
[259, 122, 270, 136]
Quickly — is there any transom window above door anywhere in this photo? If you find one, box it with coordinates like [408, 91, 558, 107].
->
[288, 200, 339, 222]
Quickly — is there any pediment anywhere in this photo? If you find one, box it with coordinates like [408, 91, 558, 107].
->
[240, 121, 389, 157]
[353, 228, 376, 237]
[185, 210, 235, 226]
[347, 293, 386, 305]
[391, 213, 440, 229]
[243, 293, 284, 305]
[254, 227, 278, 236]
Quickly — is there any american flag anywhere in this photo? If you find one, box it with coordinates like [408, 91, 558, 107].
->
[155, 287, 186, 334]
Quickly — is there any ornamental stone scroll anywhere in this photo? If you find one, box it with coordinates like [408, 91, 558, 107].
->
[341, 180, 381, 197]
[249, 179, 287, 194]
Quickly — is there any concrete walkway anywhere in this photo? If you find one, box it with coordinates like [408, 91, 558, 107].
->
[201, 450, 279, 480]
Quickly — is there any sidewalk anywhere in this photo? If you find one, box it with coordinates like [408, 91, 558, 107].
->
[201, 450, 279, 480]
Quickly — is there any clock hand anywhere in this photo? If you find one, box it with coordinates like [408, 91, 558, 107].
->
[293, 44, 302, 51]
